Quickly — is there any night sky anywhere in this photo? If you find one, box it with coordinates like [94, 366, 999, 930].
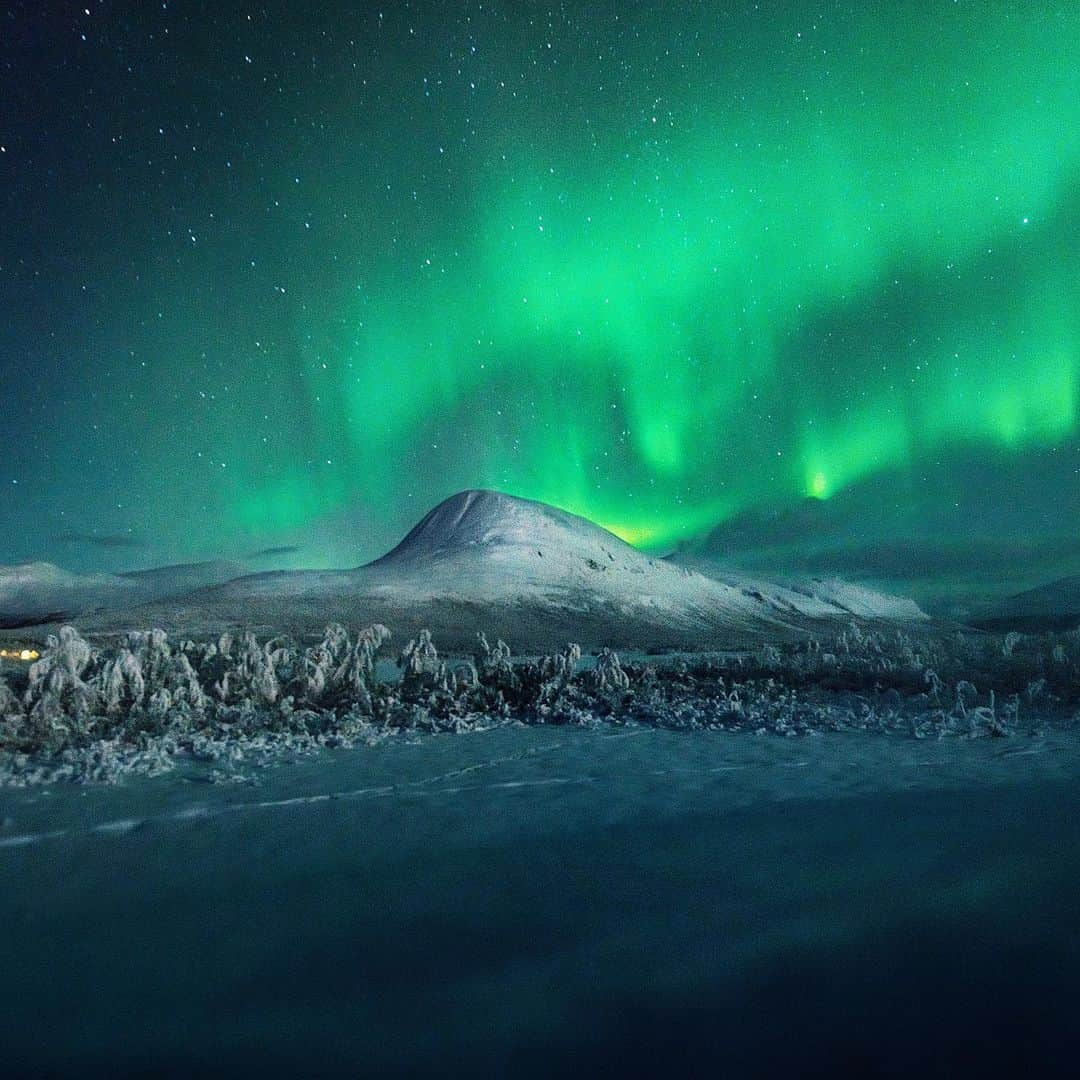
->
[1, 2, 1077, 571]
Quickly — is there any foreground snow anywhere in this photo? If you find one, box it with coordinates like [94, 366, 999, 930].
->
[3, 723, 1080, 1074]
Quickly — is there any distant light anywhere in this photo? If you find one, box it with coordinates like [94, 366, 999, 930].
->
[811, 471, 828, 498]
[0, 647, 39, 662]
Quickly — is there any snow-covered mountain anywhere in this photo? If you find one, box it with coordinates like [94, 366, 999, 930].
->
[677, 562, 926, 623]
[117, 560, 247, 596]
[0, 562, 137, 627]
[75, 490, 926, 650]
[0, 559, 245, 628]
[670, 444, 1080, 620]
[368, 491, 923, 619]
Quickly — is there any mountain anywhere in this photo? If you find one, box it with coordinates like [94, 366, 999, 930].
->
[370, 488, 749, 601]
[971, 576, 1080, 632]
[676, 447, 1080, 618]
[117, 560, 247, 595]
[0, 559, 246, 628]
[0, 563, 137, 628]
[75, 490, 925, 650]
[677, 564, 926, 623]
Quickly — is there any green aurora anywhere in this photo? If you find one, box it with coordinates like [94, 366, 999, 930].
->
[2, 3, 1078, 564]
[275, 4, 1080, 549]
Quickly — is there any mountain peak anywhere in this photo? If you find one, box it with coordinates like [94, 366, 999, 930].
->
[0, 562, 95, 586]
[370, 489, 635, 567]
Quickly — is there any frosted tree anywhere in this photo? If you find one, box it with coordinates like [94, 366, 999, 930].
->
[399, 629, 449, 694]
[967, 689, 1007, 737]
[537, 643, 581, 703]
[0, 676, 21, 720]
[475, 632, 515, 686]
[923, 667, 943, 703]
[320, 623, 351, 664]
[215, 631, 280, 706]
[24, 625, 98, 726]
[452, 661, 479, 692]
[98, 647, 146, 714]
[88, 628, 211, 716]
[953, 680, 978, 719]
[330, 624, 390, 708]
[122, 629, 173, 689]
[542, 643, 581, 682]
[243, 632, 281, 706]
[587, 647, 630, 693]
[166, 650, 209, 710]
[300, 647, 331, 702]
[756, 643, 782, 669]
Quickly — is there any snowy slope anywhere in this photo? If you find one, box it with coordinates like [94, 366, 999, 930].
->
[118, 560, 247, 596]
[0, 563, 136, 627]
[0, 560, 246, 628]
[366, 491, 925, 620]
[83, 490, 927, 650]
[769, 577, 925, 621]
[669, 559, 926, 624]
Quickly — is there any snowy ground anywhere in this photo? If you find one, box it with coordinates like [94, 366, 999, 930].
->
[3, 725, 1080, 1075]
[4, 616, 1080, 1073]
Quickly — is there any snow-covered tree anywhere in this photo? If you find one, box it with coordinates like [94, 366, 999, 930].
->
[0, 676, 21, 720]
[98, 647, 146, 714]
[24, 625, 98, 726]
[330, 624, 390, 709]
[399, 629, 446, 693]
[475, 632, 514, 686]
[587, 647, 630, 693]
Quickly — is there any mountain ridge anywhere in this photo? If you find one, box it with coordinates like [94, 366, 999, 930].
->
[52, 489, 928, 650]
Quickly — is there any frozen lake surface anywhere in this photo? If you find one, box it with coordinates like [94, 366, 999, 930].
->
[3, 726, 1080, 1075]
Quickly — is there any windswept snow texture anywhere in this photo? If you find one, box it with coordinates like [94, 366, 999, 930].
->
[681, 562, 927, 623]
[74, 491, 926, 650]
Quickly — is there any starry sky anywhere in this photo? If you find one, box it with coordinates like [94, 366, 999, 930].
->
[1, 2, 1078, 571]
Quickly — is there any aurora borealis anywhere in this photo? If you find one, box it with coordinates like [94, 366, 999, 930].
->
[1, 2, 1078, 568]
